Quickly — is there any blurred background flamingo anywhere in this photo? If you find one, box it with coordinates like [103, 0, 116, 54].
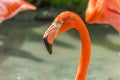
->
[85, 0, 120, 33]
[43, 11, 91, 80]
[0, 0, 36, 23]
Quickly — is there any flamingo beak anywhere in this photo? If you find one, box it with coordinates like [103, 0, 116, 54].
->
[43, 37, 53, 54]
[43, 21, 63, 54]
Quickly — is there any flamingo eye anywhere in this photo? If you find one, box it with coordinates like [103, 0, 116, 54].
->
[53, 21, 64, 29]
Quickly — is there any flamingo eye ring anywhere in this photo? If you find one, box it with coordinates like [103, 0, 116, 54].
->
[53, 21, 64, 29]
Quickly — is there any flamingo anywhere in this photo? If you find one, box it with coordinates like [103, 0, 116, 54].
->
[43, 11, 91, 80]
[85, 0, 120, 33]
[0, 0, 36, 23]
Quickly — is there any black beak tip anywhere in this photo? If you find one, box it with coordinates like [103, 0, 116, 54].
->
[43, 37, 53, 55]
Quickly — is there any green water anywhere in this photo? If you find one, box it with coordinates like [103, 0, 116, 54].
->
[0, 12, 120, 80]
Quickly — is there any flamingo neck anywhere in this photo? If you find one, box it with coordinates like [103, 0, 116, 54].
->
[74, 18, 91, 80]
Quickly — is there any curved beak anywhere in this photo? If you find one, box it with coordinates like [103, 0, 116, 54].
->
[43, 21, 63, 54]
[43, 37, 53, 54]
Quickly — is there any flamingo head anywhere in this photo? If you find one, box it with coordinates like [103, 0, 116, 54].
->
[43, 11, 77, 54]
